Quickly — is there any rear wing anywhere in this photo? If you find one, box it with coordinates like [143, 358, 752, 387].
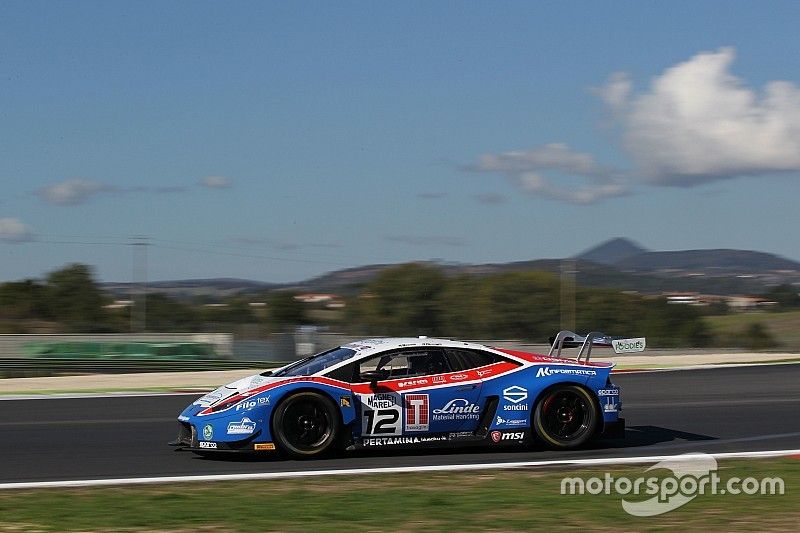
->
[548, 330, 646, 363]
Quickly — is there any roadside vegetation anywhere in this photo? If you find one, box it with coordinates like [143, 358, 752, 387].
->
[0, 458, 796, 531]
[2, 262, 798, 349]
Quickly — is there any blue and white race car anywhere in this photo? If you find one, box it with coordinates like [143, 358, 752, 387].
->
[170, 331, 644, 457]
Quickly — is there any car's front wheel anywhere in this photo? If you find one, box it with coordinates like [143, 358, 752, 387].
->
[532, 385, 598, 449]
[272, 392, 340, 458]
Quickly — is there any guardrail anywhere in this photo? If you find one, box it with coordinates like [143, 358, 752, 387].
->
[0, 358, 274, 378]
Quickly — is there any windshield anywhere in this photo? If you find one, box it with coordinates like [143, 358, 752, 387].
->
[271, 347, 356, 377]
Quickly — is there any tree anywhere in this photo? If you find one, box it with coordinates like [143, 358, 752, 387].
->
[145, 293, 199, 331]
[736, 322, 779, 350]
[356, 263, 445, 336]
[266, 291, 306, 330]
[763, 284, 800, 311]
[45, 264, 106, 331]
[475, 272, 560, 340]
[0, 279, 51, 320]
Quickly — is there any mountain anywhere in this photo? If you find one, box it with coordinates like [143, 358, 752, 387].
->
[102, 278, 277, 301]
[100, 241, 800, 300]
[615, 249, 800, 273]
[575, 238, 649, 265]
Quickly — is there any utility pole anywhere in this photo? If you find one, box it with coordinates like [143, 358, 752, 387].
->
[560, 258, 576, 331]
[131, 236, 149, 332]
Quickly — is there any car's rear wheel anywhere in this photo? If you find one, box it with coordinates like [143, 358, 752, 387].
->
[272, 392, 340, 458]
[533, 385, 597, 449]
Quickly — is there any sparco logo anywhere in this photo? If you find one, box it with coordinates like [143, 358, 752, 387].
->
[536, 367, 597, 378]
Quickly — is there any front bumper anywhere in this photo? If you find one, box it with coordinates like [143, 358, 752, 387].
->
[168, 421, 275, 452]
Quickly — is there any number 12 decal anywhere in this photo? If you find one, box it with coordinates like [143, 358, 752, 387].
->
[363, 409, 400, 435]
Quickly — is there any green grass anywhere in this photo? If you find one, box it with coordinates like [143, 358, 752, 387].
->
[0, 458, 797, 531]
[705, 310, 800, 349]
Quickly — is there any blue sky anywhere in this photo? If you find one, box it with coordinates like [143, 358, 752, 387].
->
[2, 1, 800, 283]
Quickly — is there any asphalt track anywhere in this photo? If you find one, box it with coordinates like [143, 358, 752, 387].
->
[1, 364, 799, 484]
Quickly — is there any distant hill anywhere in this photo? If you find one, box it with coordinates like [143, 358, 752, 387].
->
[576, 237, 649, 265]
[615, 249, 800, 273]
[101, 240, 800, 300]
[102, 278, 276, 301]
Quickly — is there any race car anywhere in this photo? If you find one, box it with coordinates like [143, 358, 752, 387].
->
[170, 330, 645, 457]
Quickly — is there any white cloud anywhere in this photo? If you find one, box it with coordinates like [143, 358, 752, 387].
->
[609, 47, 800, 186]
[199, 176, 233, 189]
[518, 173, 629, 205]
[36, 178, 114, 205]
[472, 143, 629, 205]
[476, 143, 606, 176]
[470, 47, 800, 204]
[0, 218, 34, 243]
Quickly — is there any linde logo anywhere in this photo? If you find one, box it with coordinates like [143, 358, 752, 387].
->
[536, 367, 597, 378]
[432, 399, 480, 420]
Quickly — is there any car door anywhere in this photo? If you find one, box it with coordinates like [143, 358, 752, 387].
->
[352, 347, 485, 438]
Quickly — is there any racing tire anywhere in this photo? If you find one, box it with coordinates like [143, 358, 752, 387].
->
[532, 385, 598, 449]
[272, 392, 340, 458]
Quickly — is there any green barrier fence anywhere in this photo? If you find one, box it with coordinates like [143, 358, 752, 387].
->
[22, 341, 218, 360]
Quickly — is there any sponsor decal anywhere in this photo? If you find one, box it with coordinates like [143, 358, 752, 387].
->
[449, 373, 468, 381]
[195, 389, 225, 405]
[503, 386, 528, 404]
[227, 417, 257, 435]
[178, 415, 190, 422]
[202, 424, 213, 441]
[254, 443, 276, 451]
[599, 389, 620, 396]
[235, 396, 271, 411]
[340, 396, 351, 407]
[612, 338, 646, 354]
[361, 392, 402, 436]
[448, 431, 475, 440]
[476, 369, 493, 377]
[535, 367, 597, 378]
[247, 376, 269, 388]
[362, 436, 421, 446]
[493, 431, 525, 442]
[496, 415, 526, 427]
[432, 375, 446, 384]
[603, 397, 619, 413]
[397, 378, 429, 388]
[432, 398, 480, 421]
[405, 394, 430, 432]
[367, 393, 399, 409]
[419, 435, 447, 443]
[198, 441, 217, 449]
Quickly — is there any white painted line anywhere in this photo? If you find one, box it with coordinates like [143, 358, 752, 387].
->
[614, 360, 800, 374]
[2, 448, 798, 491]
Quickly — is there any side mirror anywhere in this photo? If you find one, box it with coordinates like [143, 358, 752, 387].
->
[360, 369, 389, 387]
